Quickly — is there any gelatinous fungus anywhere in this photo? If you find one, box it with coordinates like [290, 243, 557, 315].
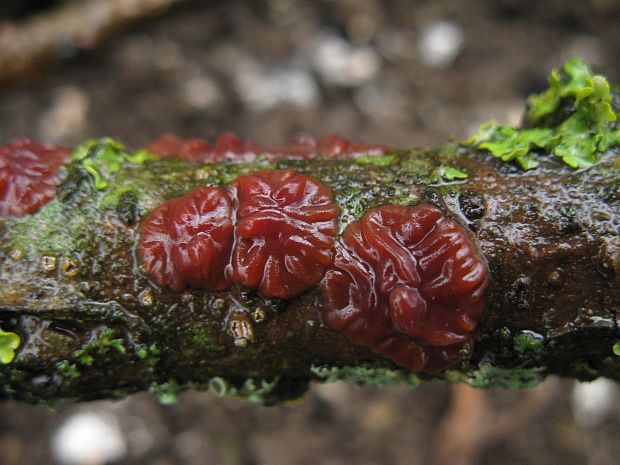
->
[227, 169, 339, 299]
[139, 186, 234, 291]
[0, 138, 70, 217]
[146, 132, 264, 163]
[146, 133, 391, 163]
[321, 204, 488, 372]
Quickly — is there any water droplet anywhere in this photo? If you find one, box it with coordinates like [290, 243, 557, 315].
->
[41, 255, 57, 272]
[547, 269, 563, 286]
[121, 293, 135, 303]
[138, 288, 154, 307]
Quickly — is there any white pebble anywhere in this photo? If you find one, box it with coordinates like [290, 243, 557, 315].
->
[311, 32, 381, 86]
[233, 58, 318, 112]
[51, 410, 127, 465]
[418, 20, 464, 69]
[572, 378, 618, 428]
[182, 74, 221, 109]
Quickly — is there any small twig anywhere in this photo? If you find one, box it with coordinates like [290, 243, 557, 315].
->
[0, 0, 191, 84]
[430, 379, 561, 465]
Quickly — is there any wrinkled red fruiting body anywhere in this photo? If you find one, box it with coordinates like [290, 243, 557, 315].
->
[321, 204, 488, 372]
[139, 186, 234, 292]
[144, 134, 184, 158]
[227, 169, 339, 299]
[0, 139, 70, 217]
[139, 198, 184, 291]
[146, 132, 264, 163]
[146, 133, 391, 163]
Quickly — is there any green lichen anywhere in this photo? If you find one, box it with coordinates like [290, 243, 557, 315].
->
[71, 138, 157, 190]
[466, 123, 552, 170]
[74, 330, 126, 366]
[310, 364, 421, 388]
[439, 166, 469, 181]
[209, 377, 283, 405]
[150, 379, 182, 405]
[0, 329, 20, 364]
[56, 361, 80, 380]
[526, 58, 616, 125]
[466, 58, 620, 170]
[514, 330, 545, 358]
[447, 363, 545, 389]
[135, 344, 160, 366]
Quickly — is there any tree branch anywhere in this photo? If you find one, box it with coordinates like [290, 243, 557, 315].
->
[0, 59, 619, 405]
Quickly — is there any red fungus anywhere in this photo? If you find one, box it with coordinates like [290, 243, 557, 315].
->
[0, 138, 70, 217]
[139, 186, 234, 292]
[227, 169, 339, 299]
[146, 133, 264, 163]
[139, 198, 184, 291]
[146, 133, 391, 163]
[321, 204, 488, 372]
[144, 134, 185, 158]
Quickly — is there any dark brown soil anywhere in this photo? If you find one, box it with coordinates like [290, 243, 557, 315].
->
[1, 1, 620, 464]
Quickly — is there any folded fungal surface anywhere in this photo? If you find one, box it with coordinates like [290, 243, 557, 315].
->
[321, 204, 488, 372]
[139, 186, 234, 292]
[0, 139, 70, 217]
[146, 133, 390, 162]
[227, 169, 340, 299]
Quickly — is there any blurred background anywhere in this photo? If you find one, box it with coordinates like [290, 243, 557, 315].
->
[1, 0, 620, 464]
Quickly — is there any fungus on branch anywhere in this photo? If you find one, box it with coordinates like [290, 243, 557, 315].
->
[0, 139, 70, 217]
[139, 186, 234, 292]
[146, 133, 391, 163]
[321, 204, 488, 372]
[227, 169, 339, 299]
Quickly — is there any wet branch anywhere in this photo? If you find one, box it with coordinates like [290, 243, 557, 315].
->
[0, 135, 618, 405]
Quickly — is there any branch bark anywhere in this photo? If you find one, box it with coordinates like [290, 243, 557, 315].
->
[0, 135, 618, 405]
